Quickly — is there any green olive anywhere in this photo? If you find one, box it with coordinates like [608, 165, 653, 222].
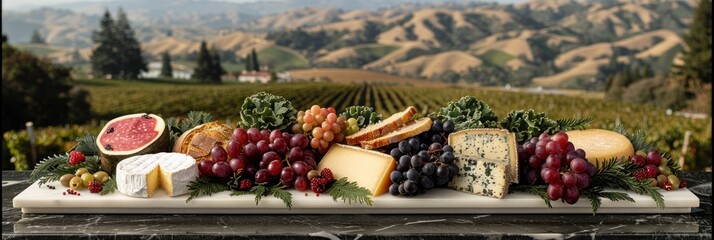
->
[69, 177, 83, 190]
[667, 175, 680, 190]
[658, 165, 672, 176]
[59, 174, 75, 187]
[81, 173, 94, 187]
[659, 157, 668, 167]
[93, 171, 109, 183]
[75, 168, 89, 177]
[635, 150, 647, 158]
[646, 178, 658, 187]
[656, 174, 668, 187]
[307, 170, 320, 180]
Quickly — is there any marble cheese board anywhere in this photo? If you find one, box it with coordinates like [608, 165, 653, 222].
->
[14, 181, 699, 214]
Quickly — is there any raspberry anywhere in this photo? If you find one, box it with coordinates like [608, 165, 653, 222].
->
[310, 177, 329, 194]
[643, 165, 658, 178]
[239, 179, 252, 190]
[320, 168, 334, 183]
[632, 169, 648, 181]
[663, 182, 673, 191]
[68, 151, 85, 166]
[88, 181, 103, 193]
[679, 179, 687, 188]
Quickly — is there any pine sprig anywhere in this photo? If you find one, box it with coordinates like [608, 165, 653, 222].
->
[73, 134, 99, 156]
[230, 183, 293, 209]
[30, 154, 101, 186]
[509, 185, 552, 208]
[555, 117, 592, 132]
[29, 153, 69, 184]
[591, 158, 665, 209]
[614, 124, 655, 152]
[325, 177, 373, 206]
[582, 188, 634, 214]
[100, 176, 117, 196]
[185, 176, 229, 203]
[166, 111, 213, 150]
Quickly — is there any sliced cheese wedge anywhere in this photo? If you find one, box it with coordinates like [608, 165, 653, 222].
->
[116, 152, 199, 198]
[359, 117, 432, 150]
[317, 144, 396, 196]
[346, 106, 417, 145]
[449, 158, 510, 198]
[448, 128, 519, 184]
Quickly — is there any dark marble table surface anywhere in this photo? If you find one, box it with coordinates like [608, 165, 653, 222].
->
[2, 170, 711, 239]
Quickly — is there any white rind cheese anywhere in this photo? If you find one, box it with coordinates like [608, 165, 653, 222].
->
[449, 158, 509, 198]
[448, 129, 519, 183]
[116, 152, 198, 198]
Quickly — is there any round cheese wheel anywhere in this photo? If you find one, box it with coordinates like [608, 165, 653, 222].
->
[565, 129, 634, 163]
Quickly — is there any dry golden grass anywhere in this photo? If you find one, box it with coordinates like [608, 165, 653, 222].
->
[288, 68, 446, 86]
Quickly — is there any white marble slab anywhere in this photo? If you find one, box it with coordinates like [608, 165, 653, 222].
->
[14, 181, 699, 214]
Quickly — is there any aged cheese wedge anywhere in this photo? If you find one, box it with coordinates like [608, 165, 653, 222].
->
[566, 129, 634, 163]
[116, 152, 199, 198]
[448, 129, 519, 183]
[316, 144, 396, 196]
[449, 158, 510, 198]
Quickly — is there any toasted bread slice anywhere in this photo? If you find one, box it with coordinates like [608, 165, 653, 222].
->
[345, 106, 417, 145]
[360, 117, 432, 150]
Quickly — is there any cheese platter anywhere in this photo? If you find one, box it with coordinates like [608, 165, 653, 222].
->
[14, 93, 699, 215]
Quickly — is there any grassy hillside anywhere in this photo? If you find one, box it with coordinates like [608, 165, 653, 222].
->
[479, 49, 515, 67]
[258, 46, 310, 71]
[354, 44, 399, 60]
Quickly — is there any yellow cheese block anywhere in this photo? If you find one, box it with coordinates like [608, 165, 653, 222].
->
[566, 129, 634, 163]
[317, 144, 396, 196]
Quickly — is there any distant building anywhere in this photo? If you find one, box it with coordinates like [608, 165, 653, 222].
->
[238, 71, 272, 83]
[139, 61, 193, 79]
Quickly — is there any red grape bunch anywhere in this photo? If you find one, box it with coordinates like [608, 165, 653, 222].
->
[517, 132, 596, 204]
[197, 127, 318, 191]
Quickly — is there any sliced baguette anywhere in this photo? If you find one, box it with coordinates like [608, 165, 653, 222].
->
[360, 117, 432, 150]
[345, 106, 417, 145]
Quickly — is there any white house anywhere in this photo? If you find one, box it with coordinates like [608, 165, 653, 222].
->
[139, 61, 193, 79]
[238, 71, 272, 83]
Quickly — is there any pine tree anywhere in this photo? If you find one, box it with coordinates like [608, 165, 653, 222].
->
[114, 8, 147, 79]
[2, 34, 7, 44]
[251, 48, 260, 71]
[676, 0, 712, 84]
[245, 50, 255, 72]
[210, 49, 225, 83]
[90, 10, 119, 78]
[30, 29, 45, 44]
[193, 41, 214, 82]
[160, 52, 173, 78]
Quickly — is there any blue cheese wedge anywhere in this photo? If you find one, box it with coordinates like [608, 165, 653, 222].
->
[449, 158, 509, 198]
[448, 129, 519, 183]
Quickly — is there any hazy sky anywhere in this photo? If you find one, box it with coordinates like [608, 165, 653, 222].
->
[1, 0, 261, 10]
[2, 0, 525, 10]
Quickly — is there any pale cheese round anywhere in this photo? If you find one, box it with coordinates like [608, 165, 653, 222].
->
[566, 129, 634, 163]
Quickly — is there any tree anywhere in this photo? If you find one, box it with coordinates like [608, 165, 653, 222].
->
[114, 8, 147, 79]
[2, 42, 91, 133]
[675, 0, 712, 84]
[245, 50, 255, 72]
[160, 52, 173, 78]
[193, 41, 215, 82]
[90, 10, 119, 78]
[30, 29, 45, 44]
[210, 49, 225, 82]
[251, 48, 260, 71]
[2, 34, 7, 44]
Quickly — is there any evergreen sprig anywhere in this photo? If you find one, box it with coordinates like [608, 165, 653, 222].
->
[185, 176, 229, 203]
[166, 111, 213, 149]
[555, 117, 592, 132]
[230, 183, 293, 209]
[509, 185, 552, 208]
[591, 158, 665, 209]
[614, 124, 655, 152]
[73, 134, 99, 155]
[325, 177, 373, 206]
[29, 154, 101, 186]
[100, 176, 117, 196]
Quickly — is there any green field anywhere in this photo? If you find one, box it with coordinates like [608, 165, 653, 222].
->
[258, 46, 310, 71]
[479, 49, 515, 67]
[355, 44, 399, 59]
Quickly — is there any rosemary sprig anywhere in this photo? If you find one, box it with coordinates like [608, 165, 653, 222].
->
[591, 158, 665, 209]
[325, 177, 373, 206]
[100, 176, 117, 196]
[230, 183, 293, 209]
[185, 176, 229, 203]
[555, 117, 592, 132]
[509, 185, 552, 208]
